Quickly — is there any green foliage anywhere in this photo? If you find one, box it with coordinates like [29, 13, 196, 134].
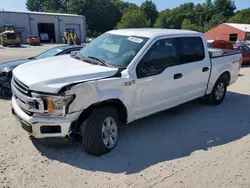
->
[214, 0, 236, 19]
[41, 0, 68, 12]
[228, 8, 250, 24]
[154, 3, 194, 29]
[140, 0, 158, 26]
[67, 0, 94, 15]
[84, 0, 120, 33]
[181, 19, 203, 32]
[26, 0, 42, 11]
[203, 13, 227, 31]
[117, 10, 150, 29]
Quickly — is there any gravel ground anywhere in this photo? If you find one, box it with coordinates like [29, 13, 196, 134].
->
[0, 47, 250, 188]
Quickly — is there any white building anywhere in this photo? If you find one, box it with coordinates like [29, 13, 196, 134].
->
[0, 11, 86, 44]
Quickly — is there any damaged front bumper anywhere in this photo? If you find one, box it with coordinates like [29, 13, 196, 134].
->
[12, 96, 82, 138]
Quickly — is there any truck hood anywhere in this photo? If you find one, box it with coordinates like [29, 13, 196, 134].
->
[13, 55, 118, 93]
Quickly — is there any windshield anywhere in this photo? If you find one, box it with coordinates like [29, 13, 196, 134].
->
[35, 48, 63, 60]
[80, 33, 149, 68]
[7, 33, 16, 40]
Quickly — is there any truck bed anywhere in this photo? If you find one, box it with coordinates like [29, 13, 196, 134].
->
[208, 48, 240, 58]
[206, 48, 242, 95]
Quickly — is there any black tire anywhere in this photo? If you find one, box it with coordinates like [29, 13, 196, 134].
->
[0, 86, 12, 97]
[80, 106, 120, 156]
[205, 76, 227, 105]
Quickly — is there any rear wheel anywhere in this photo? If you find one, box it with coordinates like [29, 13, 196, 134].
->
[205, 76, 227, 105]
[80, 106, 120, 156]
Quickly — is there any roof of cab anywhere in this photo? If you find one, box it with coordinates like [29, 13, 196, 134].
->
[108, 28, 200, 38]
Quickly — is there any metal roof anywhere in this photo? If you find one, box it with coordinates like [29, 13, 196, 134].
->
[108, 28, 200, 38]
[0, 10, 84, 18]
[225, 23, 250, 32]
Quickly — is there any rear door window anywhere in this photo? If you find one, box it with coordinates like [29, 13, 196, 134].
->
[177, 37, 205, 64]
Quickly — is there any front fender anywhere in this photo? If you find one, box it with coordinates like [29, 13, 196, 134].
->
[66, 78, 136, 123]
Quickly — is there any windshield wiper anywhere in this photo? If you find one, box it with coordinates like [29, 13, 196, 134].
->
[71, 52, 85, 61]
[87, 56, 110, 67]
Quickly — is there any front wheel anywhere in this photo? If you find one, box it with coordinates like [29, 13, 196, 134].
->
[205, 76, 227, 105]
[80, 106, 120, 156]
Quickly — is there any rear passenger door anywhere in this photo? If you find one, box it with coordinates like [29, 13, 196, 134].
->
[176, 37, 210, 101]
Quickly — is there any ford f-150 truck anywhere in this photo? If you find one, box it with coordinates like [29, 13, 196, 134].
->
[11, 29, 242, 156]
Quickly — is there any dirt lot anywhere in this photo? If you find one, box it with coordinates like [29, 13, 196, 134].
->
[0, 46, 250, 188]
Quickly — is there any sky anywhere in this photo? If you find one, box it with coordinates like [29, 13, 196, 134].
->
[0, 0, 248, 12]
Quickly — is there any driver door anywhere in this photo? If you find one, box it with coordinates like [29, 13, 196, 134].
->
[134, 38, 183, 119]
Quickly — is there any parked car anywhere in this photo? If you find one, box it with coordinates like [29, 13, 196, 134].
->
[11, 29, 241, 156]
[207, 40, 234, 50]
[26, 35, 40, 46]
[234, 44, 250, 64]
[40, 33, 49, 41]
[0, 45, 86, 96]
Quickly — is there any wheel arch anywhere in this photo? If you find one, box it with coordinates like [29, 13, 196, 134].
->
[72, 98, 128, 133]
[206, 70, 231, 95]
[221, 71, 231, 86]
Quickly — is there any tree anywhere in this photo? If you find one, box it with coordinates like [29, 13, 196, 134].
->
[154, 3, 194, 29]
[214, 0, 236, 19]
[117, 10, 150, 29]
[228, 8, 250, 24]
[140, 0, 158, 26]
[84, 0, 120, 33]
[26, 0, 42, 11]
[41, 0, 67, 12]
[203, 13, 226, 31]
[181, 19, 203, 32]
[67, 0, 94, 15]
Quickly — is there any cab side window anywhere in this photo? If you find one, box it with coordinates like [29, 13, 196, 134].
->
[178, 37, 205, 64]
[136, 38, 179, 78]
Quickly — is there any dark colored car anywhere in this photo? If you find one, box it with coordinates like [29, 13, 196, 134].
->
[0, 45, 86, 96]
[234, 45, 250, 64]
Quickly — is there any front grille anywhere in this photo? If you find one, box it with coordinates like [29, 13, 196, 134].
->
[12, 77, 30, 96]
[12, 77, 45, 114]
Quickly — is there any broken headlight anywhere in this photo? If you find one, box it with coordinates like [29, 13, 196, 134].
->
[38, 95, 74, 117]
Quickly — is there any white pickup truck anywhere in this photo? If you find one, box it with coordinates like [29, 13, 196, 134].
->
[12, 29, 242, 156]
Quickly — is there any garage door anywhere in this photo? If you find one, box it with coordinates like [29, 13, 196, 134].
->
[65, 24, 81, 39]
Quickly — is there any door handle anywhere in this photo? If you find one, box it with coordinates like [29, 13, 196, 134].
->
[202, 67, 209, 72]
[173, 73, 183, 79]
